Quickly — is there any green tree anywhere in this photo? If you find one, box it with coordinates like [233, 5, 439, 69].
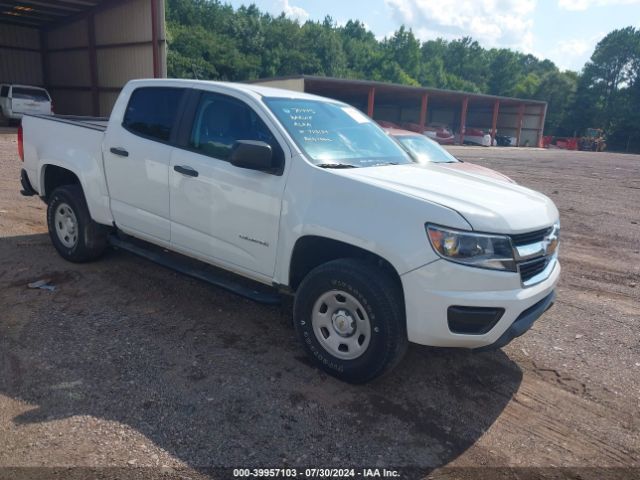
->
[443, 37, 489, 91]
[487, 49, 521, 96]
[383, 26, 421, 81]
[534, 71, 577, 136]
[513, 73, 541, 98]
[339, 20, 382, 78]
[569, 27, 640, 148]
[588, 27, 640, 109]
[299, 17, 347, 76]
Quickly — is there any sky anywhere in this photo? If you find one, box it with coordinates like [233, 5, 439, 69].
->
[224, 0, 640, 71]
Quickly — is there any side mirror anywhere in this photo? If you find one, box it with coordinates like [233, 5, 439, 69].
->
[230, 140, 274, 171]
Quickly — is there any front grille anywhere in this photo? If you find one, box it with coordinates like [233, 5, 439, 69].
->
[510, 227, 552, 247]
[519, 256, 550, 282]
[510, 225, 558, 285]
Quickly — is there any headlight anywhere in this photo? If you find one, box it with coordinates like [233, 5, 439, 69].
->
[426, 224, 516, 271]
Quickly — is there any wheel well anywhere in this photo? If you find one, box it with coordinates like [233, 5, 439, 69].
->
[289, 236, 403, 294]
[43, 165, 80, 199]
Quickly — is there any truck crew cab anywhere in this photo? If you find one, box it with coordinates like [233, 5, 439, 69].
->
[19, 79, 560, 383]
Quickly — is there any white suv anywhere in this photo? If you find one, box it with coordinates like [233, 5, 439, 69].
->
[0, 84, 52, 123]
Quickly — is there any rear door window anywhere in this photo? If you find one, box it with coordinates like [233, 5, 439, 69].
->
[0, 86, 8, 98]
[11, 87, 50, 101]
[122, 87, 186, 143]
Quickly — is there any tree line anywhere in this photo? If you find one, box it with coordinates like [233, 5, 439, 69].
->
[166, 0, 640, 152]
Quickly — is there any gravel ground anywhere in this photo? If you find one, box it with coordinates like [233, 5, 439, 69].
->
[0, 131, 638, 479]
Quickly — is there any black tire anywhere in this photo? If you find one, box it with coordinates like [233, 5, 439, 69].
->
[293, 259, 408, 383]
[47, 185, 109, 263]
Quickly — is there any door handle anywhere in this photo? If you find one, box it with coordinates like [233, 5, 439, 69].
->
[110, 147, 129, 157]
[174, 165, 199, 177]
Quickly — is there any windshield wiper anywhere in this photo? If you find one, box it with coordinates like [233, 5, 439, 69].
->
[316, 163, 359, 169]
[371, 162, 400, 167]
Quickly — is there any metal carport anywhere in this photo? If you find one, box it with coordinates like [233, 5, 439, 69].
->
[0, 0, 166, 117]
[253, 75, 548, 147]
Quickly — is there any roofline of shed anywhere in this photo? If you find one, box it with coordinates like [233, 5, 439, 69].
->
[248, 74, 547, 106]
[0, 0, 131, 31]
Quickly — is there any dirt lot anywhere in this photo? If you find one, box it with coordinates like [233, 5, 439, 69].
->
[0, 130, 638, 479]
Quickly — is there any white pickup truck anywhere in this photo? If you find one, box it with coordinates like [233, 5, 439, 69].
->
[19, 79, 560, 383]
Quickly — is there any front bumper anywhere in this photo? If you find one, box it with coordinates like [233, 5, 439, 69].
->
[401, 258, 560, 349]
[474, 290, 555, 352]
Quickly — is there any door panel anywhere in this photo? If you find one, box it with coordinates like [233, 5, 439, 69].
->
[169, 91, 287, 277]
[105, 132, 174, 241]
[103, 87, 186, 242]
[170, 149, 284, 275]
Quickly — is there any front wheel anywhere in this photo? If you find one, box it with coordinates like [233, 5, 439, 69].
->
[293, 259, 408, 383]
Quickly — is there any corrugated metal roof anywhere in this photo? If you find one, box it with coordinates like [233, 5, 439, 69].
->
[251, 75, 547, 107]
[0, 0, 107, 28]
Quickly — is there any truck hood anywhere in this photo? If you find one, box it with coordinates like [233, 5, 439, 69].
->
[339, 163, 558, 233]
[440, 161, 515, 184]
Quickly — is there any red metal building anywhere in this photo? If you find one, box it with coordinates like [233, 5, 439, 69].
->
[253, 75, 548, 147]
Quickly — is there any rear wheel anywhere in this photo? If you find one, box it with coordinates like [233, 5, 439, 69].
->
[47, 185, 109, 262]
[293, 259, 408, 383]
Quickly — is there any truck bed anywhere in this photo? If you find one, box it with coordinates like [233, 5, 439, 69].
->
[26, 114, 109, 132]
[21, 112, 113, 225]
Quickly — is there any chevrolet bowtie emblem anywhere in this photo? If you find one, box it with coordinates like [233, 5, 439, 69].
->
[544, 226, 559, 256]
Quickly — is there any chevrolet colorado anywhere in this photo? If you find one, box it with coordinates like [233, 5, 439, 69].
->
[19, 79, 560, 383]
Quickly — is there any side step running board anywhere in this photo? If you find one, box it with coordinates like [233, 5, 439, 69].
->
[108, 234, 282, 305]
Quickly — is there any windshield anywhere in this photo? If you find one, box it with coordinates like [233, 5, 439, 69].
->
[394, 135, 459, 164]
[264, 98, 412, 167]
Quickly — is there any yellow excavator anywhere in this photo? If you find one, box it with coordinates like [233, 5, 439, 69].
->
[579, 128, 606, 152]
